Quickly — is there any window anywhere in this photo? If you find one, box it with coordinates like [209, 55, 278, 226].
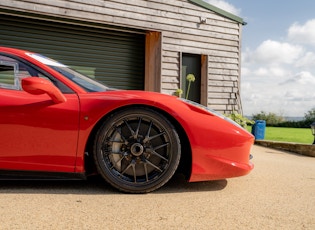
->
[0, 56, 19, 90]
[0, 55, 38, 90]
[0, 54, 73, 93]
[182, 53, 201, 103]
[181, 53, 208, 105]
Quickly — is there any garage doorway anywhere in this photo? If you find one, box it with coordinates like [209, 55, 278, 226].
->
[0, 14, 145, 90]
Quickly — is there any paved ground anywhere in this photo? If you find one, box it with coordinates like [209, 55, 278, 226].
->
[0, 145, 314, 230]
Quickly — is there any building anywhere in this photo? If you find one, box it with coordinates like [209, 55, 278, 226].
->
[0, 0, 245, 114]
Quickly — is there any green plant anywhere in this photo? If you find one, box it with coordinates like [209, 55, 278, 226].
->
[225, 111, 254, 128]
[252, 111, 284, 126]
[304, 108, 315, 124]
[185, 74, 195, 99]
[174, 89, 183, 97]
[175, 73, 195, 99]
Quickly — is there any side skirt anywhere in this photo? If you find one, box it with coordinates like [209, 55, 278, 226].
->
[0, 170, 86, 180]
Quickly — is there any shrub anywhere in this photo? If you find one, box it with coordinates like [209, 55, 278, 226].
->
[304, 108, 315, 125]
[251, 108, 315, 128]
[225, 111, 254, 129]
[252, 111, 284, 126]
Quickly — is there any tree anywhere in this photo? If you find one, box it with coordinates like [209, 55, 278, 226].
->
[304, 108, 315, 124]
[252, 111, 284, 126]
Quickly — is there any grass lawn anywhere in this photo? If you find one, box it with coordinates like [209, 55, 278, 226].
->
[247, 126, 314, 144]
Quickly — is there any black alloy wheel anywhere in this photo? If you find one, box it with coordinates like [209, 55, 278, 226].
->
[94, 107, 181, 193]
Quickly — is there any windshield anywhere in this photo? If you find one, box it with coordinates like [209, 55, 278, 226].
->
[49, 66, 109, 92]
[26, 52, 109, 92]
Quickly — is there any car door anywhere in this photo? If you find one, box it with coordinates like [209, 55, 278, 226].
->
[0, 54, 80, 172]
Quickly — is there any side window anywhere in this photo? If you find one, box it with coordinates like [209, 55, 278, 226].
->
[0, 54, 73, 93]
[0, 55, 31, 90]
[0, 59, 18, 89]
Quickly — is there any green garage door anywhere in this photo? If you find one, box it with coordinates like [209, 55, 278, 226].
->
[0, 14, 145, 90]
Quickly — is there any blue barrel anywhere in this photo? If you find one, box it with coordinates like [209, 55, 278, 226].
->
[251, 120, 266, 140]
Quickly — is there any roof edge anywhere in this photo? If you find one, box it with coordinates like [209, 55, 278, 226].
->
[188, 0, 246, 25]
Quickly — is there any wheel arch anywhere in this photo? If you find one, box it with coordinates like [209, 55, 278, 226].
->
[84, 104, 192, 180]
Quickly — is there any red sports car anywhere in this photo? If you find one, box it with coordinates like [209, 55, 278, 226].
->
[0, 47, 254, 193]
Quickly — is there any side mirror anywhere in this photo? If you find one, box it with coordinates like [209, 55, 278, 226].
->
[21, 77, 67, 104]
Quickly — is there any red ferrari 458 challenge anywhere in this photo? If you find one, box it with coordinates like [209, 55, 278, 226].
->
[0, 47, 254, 193]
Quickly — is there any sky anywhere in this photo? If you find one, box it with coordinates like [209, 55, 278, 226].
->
[204, 0, 315, 117]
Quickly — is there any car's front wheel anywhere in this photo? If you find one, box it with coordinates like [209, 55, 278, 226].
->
[93, 107, 181, 193]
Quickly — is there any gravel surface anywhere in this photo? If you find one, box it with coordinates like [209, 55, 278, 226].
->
[0, 145, 314, 230]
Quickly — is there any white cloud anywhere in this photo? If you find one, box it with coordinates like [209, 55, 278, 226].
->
[241, 66, 315, 116]
[295, 51, 315, 69]
[253, 67, 268, 77]
[203, 0, 241, 16]
[203, 1, 315, 117]
[284, 90, 315, 102]
[240, 32, 315, 116]
[281, 71, 315, 85]
[241, 81, 251, 90]
[240, 67, 250, 77]
[288, 19, 315, 46]
[241, 39, 315, 116]
[251, 67, 286, 78]
[246, 40, 304, 65]
[269, 67, 288, 78]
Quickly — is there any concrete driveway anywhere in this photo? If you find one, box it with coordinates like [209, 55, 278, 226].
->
[0, 145, 314, 229]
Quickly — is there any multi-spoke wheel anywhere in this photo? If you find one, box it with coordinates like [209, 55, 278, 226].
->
[93, 107, 181, 193]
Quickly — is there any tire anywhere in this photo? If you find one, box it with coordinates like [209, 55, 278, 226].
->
[93, 107, 181, 193]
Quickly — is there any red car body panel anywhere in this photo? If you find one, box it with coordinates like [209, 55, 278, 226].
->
[75, 91, 254, 182]
[0, 46, 254, 183]
[0, 90, 80, 172]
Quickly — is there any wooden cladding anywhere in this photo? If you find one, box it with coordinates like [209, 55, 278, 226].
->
[0, 0, 243, 114]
